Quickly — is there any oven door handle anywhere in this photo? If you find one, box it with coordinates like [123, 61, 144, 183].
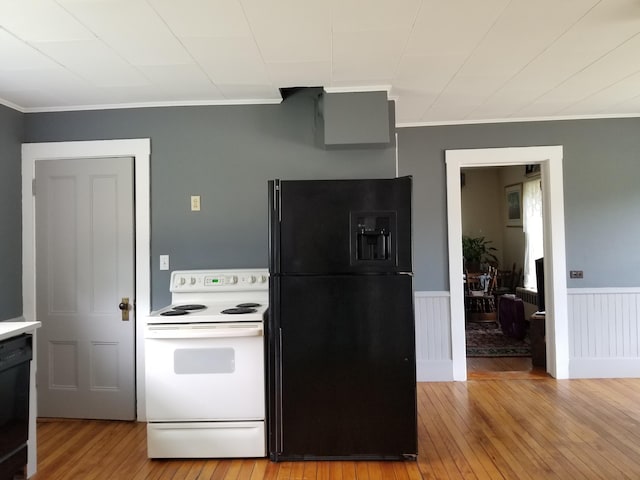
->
[146, 325, 263, 339]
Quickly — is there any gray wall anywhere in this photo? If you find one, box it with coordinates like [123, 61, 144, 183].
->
[20, 90, 640, 304]
[25, 89, 396, 308]
[0, 104, 24, 320]
[398, 118, 640, 291]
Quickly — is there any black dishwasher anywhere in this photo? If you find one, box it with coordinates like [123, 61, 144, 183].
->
[0, 334, 32, 480]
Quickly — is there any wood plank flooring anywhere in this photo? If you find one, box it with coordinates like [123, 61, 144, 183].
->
[466, 356, 550, 380]
[466, 356, 533, 373]
[32, 378, 640, 479]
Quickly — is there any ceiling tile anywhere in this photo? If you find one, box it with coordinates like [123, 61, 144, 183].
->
[241, 0, 331, 63]
[393, 89, 437, 125]
[609, 94, 640, 113]
[0, 67, 86, 92]
[0, 0, 94, 42]
[0, 88, 66, 108]
[265, 61, 331, 88]
[404, 0, 509, 57]
[332, 0, 421, 32]
[216, 83, 281, 100]
[138, 64, 221, 93]
[562, 71, 640, 115]
[33, 40, 150, 87]
[332, 29, 407, 81]
[57, 0, 191, 65]
[499, 0, 640, 117]
[148, 0, 252, 37]
[182, 35, 270, 85]
[430, 0, 600, 120]
[524, 34, 640, 115]
[0, 29, 59, 70]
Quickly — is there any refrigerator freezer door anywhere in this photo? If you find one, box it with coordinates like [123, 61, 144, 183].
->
[269, 275, 417, 460]
[271, 177, 412, 275]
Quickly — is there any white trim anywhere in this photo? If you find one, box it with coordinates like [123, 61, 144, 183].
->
[416, 361, 454, 382]
[21, 138, 151, 420]
[568, 287, 640, 294]
[415, 291, 450, 298]
[397, 112, 640, 128]
[569, 359, 640, 379]
[0, 97, 25, 112]
[445, 146, 568, 380]
[324, 85, 392, 95]
[22, 98, 282, 113]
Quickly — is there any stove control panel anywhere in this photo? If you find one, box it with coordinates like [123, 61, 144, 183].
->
[170, 269, 269, 292]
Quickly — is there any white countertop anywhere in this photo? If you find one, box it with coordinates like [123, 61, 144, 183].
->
[0, 321, 41, 341]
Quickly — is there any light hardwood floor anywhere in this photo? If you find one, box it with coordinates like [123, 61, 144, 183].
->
[467, 356, 533, 373]
[32, 378, 640, 479]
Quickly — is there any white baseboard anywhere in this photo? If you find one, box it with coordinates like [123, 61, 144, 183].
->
[569, 358, 640, 379]
[416, 360, 454, 382]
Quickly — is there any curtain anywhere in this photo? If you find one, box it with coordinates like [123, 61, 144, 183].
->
[523, 179, 544, 289]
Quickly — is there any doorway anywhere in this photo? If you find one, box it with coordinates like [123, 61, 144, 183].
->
[21, 139, 151, 420]
[461, 166, 542, 376]
[445, 146, 569, 381]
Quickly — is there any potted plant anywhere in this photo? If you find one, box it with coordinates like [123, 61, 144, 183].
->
[462, 235, 498, 272]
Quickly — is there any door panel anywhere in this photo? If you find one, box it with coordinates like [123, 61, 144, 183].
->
[35, 157, 135, 420]
[275, 275, 417, 457]
[276, 177, 412, 274]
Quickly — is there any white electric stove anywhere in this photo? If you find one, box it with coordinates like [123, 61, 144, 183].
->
[145, 269, 268, 459]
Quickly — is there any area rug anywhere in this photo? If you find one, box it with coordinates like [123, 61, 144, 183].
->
[466, 321, 531, 357]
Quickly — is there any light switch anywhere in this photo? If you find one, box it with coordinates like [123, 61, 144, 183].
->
[191, 195, 201, 211]
[160, 255, 169, 271]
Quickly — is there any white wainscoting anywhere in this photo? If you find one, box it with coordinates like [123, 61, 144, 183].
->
[414, 291, 453, 381]
[568, 288, 640, 378]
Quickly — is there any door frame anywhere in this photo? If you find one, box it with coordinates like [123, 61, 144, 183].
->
[22, 139, 151, 420]
[445, 146, 569, 380]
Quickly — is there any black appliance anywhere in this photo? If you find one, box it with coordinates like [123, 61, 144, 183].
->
[267, 176, 417, 461]
[0, 334, 32, 480]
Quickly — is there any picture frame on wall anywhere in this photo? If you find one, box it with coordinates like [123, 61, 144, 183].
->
[505, 183, 523, 227]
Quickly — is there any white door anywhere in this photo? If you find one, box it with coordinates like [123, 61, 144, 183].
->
[35, 157, 135, 420]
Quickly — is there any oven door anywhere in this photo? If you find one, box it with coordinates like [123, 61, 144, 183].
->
[145, 322, 264, 422]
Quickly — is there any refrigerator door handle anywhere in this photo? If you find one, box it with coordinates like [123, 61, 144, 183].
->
[277, 326, 284, 452]
[273, 180, 281, 222]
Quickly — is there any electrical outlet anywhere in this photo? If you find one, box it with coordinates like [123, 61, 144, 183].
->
[191, 195, 201, 211]
[570, 270, 583, 279]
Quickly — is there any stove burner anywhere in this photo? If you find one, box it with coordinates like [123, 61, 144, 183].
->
[221, 307, 257, 315]
[236, 302, 261, 308]
[173, 304, 207, 311]
[160, 310, 189, 316]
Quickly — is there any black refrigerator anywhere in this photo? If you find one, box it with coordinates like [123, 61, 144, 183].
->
[267, 176, 417, 461]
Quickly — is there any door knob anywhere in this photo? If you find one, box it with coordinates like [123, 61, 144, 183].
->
[119, 297, 130, 321]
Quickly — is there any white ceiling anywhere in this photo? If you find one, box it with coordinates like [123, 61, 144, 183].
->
[2, 0, 640, 126]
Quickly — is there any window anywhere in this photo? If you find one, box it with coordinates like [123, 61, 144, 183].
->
[523, 179, 543, 289]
